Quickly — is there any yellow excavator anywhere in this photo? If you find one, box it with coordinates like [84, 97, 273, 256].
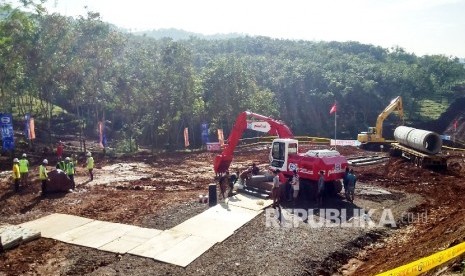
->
[357, 96, 404, 150]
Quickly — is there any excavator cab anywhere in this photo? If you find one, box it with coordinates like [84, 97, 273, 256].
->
[269, 138, 299, 172]
[357, 96, 403, 149]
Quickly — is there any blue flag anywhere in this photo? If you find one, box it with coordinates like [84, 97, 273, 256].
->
[25, 113, 30, 140]
[201, 122, 209, 144]
[0, 113, 15, 151]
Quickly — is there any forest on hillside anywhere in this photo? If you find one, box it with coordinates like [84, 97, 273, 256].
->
[1, 2, 465, 151]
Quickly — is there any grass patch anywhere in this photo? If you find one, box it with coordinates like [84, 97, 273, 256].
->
[11, 96, 67, 118]
[417, 99, 449, 120]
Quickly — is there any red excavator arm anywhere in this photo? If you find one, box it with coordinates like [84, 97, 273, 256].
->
[213, 111, 293, 173]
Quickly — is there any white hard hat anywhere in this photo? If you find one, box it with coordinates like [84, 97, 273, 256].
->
[22, 153, 27, 158]
[65, 157, 71, 161]
[86, 152, 92, 157]
[13, 158, 19, 163]
[43, 159, 48, 164]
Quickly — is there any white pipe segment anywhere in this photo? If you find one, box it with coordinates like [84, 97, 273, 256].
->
[394, 126, 442, 154]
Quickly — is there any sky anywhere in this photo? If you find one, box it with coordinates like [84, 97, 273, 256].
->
[9, 0, 465, 57]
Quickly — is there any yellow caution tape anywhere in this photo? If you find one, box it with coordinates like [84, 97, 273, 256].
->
[376, 241, 465, 276]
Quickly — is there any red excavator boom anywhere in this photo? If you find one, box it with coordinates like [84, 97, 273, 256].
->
[213, 111, 293, 173]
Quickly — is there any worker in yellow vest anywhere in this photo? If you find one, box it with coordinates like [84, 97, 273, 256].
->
[86, 152, 94, 181]
[18, 153, 29, 186]
[39, 159, 49, 196]
[12, 158, 21, 192]
[65, 157, 75, 189]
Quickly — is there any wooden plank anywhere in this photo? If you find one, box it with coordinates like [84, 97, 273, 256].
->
[203, 203, 261, 222]
[20, 214, 94, 238]
[128, 230, 190, 259]
[54, 221, 138, 249]
[172, 204, 260, 242]
[99, 227, 162, 253]
[225, 193, 273, 211]
[154, 235, 217, 267]
[171, 215, 235, 243]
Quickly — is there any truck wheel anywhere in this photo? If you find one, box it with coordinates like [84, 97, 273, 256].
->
[300, 179, 318, 200]
[325, 180, 342, 196]
[390, 148, 402, 157]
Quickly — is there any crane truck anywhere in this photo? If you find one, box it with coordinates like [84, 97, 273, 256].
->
[357, 96, 404, 150]
[213, 111, 348, 196]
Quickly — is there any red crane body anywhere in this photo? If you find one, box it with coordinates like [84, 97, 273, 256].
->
[213, 111, 348, 185]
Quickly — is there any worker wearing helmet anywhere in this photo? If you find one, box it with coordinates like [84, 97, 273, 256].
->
[65, 157, 75, 189]
[86, 152, 94, 181]
[12, 158, 21, 192]
[39, 159, 49, 196]
[18, 153, 29, 187]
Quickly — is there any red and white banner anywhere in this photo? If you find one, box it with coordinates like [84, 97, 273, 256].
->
[206, 142, 221, 151]
[330, 139, 361, 146]
[217, 129, 224, 146]
[184, 127, 190, 147]
[247, 121, 271, 133]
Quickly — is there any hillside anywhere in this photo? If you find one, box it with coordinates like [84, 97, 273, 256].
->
[1, 4, 465, 151]
[131, 28, 244, 40]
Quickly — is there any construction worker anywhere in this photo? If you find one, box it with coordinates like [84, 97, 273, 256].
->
[12, 158, 21, 192]
[346, 169, 357, 203]
[18, 153, 29, 186]
[218, 171, 230, 200]
[56, 141, 64, 160]
[291, 169, 300, 206]
[271, 169, 280, 207]
[251, 163, 260, 175]
[39, 159, 49, 196]
[317, 170, 325, 207]
[343, 167, 350, 199]
[86, 152, 94, 181]
[65, 157, 75, 189]
[56, 158, 66, 171]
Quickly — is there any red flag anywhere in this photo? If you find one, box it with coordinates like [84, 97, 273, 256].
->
[330, 103, 337, 114]
[454, 119, 458, 131]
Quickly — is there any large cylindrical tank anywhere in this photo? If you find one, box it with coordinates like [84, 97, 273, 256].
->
[394, 126, 442, 154]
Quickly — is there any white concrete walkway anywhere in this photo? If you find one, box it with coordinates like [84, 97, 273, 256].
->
[20, 194, 272, 267]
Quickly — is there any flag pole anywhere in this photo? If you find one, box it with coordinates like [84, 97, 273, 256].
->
[334, 105, 337, 150]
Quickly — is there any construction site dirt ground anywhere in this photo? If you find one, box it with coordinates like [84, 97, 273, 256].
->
[1, 145, 465, 276]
